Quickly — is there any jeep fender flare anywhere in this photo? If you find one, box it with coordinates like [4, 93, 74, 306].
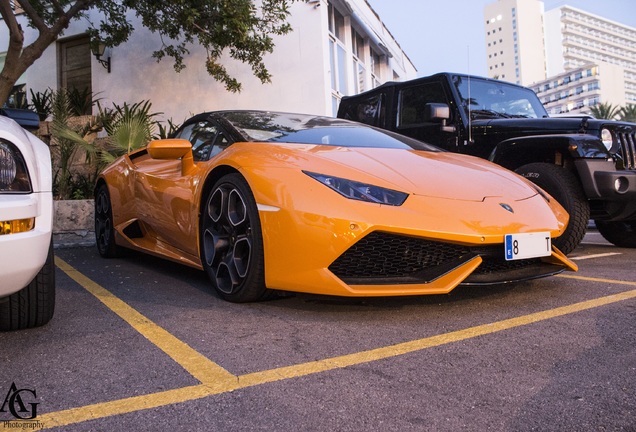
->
[489, 134, 610, 170]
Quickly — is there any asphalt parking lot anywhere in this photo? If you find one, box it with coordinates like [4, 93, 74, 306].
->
[1, 228, 635, 431]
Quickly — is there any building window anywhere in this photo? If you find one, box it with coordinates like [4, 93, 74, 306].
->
[328, 3, 345, 42]
[328, 3, 349, 114]
[0, 52, 27, 108]
[370, 49, 382, 88]
[328, 37, 348, 96]
[351, 29, 366, 94]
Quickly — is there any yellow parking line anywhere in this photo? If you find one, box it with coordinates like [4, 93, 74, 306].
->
[557, 273, 636, 286]
[37, 258, 636, 431]
[569, 252, 622, 261]
[54, 257, 237, 388]
[37, 385, 214, 429]
[239, 282, 636, 387]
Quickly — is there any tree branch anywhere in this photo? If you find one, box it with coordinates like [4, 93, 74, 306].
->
[14, 0, 48, 32]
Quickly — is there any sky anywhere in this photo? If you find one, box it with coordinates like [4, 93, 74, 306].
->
[365, 0, 636, 77]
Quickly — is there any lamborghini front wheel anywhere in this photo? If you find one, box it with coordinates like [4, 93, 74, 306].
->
[201, 173, 268, 302]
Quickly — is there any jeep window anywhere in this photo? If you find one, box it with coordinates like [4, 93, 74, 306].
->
[340, 93, 384, 127]
[398, 82, 449, 127]
[452, 76, 548, 119]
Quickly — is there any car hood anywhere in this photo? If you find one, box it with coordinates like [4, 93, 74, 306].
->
[236, 143, 538, 202]
[469, 116, 635, 135]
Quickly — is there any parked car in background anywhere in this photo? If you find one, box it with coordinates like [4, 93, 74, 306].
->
[338, 73, 636, 254]
[0, 112, 55, 331]
[95, 110, 576, 303]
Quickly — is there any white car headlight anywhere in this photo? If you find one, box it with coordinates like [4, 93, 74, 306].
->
[600, 128, 613, 151]
[0, 140, 32, 192]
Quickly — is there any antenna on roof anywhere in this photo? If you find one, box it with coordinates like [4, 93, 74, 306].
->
[467, 45, 472, 145]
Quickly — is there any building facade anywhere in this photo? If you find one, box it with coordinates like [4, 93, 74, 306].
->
[0, 0, 416, 122]
[544, 5, 636, 108]
[530, 62, 627, 116]
[483, 0, 546, 86]
[484, 0, 636, 115]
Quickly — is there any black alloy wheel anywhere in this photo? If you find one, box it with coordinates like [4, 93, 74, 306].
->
[201, 173, 268, 302]
[94, 183, 120, 258]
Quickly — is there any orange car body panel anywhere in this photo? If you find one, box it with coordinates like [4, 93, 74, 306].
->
[98, 139, 577, 297]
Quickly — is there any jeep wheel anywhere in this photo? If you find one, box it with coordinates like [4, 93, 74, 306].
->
[595, 220, 636, 248]
[0, 239, 55, 331]
[515, 163, 589, 255]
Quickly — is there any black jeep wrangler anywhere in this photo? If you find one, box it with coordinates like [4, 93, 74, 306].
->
[337, 72, 636, 254]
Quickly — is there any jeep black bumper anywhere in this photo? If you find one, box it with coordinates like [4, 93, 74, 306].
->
[575, 159, 636, 200]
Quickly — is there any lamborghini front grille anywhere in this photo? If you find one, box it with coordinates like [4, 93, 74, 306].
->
[328, 231, 538, 285]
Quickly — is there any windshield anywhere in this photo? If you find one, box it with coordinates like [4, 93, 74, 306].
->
[217, 111, 441, 151]
[452, 75, 548, 119]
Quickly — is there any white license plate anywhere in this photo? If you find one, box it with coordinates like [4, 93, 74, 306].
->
[505, 232, 552, 261]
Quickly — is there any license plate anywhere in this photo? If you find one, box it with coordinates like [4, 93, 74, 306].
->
[505, 232, 552, 261]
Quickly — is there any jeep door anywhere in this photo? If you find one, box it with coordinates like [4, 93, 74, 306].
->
[395, 81, 458, 150]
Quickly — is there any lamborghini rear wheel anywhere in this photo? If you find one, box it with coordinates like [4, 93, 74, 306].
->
[95, 183, 120, 258]
[201, 173, 268, 302]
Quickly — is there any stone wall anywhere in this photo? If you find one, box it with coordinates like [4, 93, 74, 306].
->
[53, 199, 95, 247]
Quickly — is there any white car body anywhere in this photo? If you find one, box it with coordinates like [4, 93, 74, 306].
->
[0, 115, 53, 297]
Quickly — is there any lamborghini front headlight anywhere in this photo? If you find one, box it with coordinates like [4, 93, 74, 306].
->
[304, 171, 408, 206]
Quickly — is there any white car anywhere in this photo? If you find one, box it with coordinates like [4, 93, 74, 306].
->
[0, 114, 54, 330]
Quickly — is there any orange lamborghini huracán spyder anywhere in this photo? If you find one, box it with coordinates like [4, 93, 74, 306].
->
[95, 111, 577, 302]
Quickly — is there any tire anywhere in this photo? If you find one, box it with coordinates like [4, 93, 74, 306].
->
[595, 220, 636, 248]
[515, 163, 589, 255]
[0, 239, 55, 331]
[200, 173, 269, 302]
[95, 183, 121, 258]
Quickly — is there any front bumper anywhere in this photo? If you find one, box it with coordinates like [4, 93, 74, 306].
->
[257, 190, 576, 298]
[576, 159, 636, 200]
[0, 192, 53, 297]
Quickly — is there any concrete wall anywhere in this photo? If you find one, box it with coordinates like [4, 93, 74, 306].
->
[6, 1, 417, 123]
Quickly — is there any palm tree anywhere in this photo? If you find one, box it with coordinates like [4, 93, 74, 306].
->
[619, 104, 636, 123]
[50, 89, 99, 199]
[98, 100, 159, 164]
[588, 102, 620, 120]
